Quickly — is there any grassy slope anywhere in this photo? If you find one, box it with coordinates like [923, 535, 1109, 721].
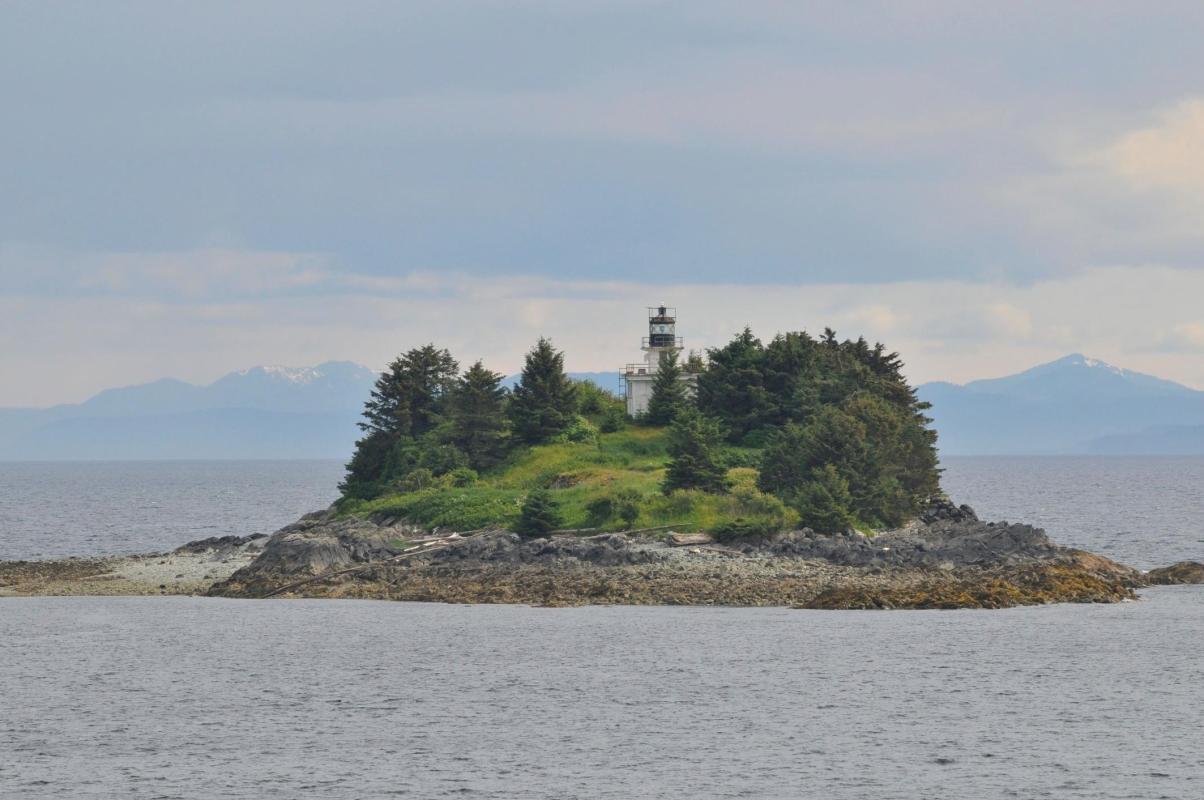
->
[339, 425, 771, 533]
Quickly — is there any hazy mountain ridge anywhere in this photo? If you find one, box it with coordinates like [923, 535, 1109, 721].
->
[919, 354, 1204, 454]
[10, 352, 1201, 458]
[0, 362, 377, 460]
[0, 365, 619, 461]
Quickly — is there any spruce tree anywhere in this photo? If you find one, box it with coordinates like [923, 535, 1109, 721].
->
[339, 429, 396, 499]
[793, 464, 855, 534]
[448, 361, 509, 471]
[645, 350, 689, 426]
[515, 487, 562, 537]
[346, 344, 459, 495]
[694, 327, 770, 442]
[509, 338, 578, 444]
[361, 344, 459, 438]
[662, 408, 728, 494]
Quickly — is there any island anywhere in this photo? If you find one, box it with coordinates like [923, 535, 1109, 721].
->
[3, 314, 1199, 607]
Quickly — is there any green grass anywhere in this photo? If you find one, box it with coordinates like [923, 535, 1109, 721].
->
[338, 425, 792, 534]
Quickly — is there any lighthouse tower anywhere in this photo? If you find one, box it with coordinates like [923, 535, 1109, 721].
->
[622, 305, 697, 416]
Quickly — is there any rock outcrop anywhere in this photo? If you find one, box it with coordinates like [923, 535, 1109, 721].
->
[209, 511, 416, 597]
[1146, 561, 1204, 585]
[919, 496, 979, 525]
[208, 506, 1145, 608]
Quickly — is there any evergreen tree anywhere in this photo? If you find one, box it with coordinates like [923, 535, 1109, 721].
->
[662, 408, 728, 494]
[345, 344, 459, 496]
[361, 344, 459, 438]
[515, 487, 562, 537]
[694, 327, 771, 442]
[339, 429, 396, 499]
[793, 464, 856, 534]
[509, 338, 578, 444]
[645, 350, 689, 425]
[448, 361, 510, 471]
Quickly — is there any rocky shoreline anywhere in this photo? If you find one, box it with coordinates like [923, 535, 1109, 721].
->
[0, 535, 265, 597]
[4, 507, 1200, 608]
[202, 509, 1149, 609]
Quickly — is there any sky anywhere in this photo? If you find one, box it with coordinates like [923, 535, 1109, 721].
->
[6, 1, 1204, 406]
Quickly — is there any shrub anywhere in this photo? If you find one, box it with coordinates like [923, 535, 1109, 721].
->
[711, 485, 798, 541]
[445, 467, 479, 487]
[555, 415, 599, 445]
[599, 405, 627, 433]
[712, 517, 783, 541]
[725, 467, 759, 491]
[585, 488, 644, 529]
[585, 496, 615, 526]
[515, 487, 563, 538]
[658, 489, 701, 519]
[616, 491, 642, 529]
[396, 468, 436, 493]
[575, 379, 616, 416]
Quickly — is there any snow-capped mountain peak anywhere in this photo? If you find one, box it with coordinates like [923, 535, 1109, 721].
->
[1062, 354, 1129, 377]
[259, 365, 324, 384]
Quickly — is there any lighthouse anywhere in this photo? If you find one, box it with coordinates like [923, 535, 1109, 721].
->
[622, 305, 698, 416]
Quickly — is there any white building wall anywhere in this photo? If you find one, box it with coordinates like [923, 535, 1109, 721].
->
[625, 376, 655, 416]
[624, 373, 698, 417]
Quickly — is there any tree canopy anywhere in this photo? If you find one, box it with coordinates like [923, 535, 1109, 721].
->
[695, 327, 940, 530]
[662, 407, 728, 494]
[342, 325, 941, 536]
[509, 338, 578, 444]
[645, 350, 690, 425]
[447, 361, 510, 471]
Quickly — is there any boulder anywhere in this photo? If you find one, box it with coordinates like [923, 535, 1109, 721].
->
[919, 496, 978, 525]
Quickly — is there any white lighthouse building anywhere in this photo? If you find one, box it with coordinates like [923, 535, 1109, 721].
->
[622, 305, 699, 416]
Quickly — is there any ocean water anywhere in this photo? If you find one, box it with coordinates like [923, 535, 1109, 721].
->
[2, 457, 1203, 799]
[941, 455, 1204, 570]
[1, 456, 1201, 569]
[0, 460, 345, 561]
[2, 592, 1202, 799]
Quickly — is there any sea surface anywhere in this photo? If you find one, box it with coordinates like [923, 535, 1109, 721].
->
[0, 460, 345, 561]
[2, 457, 1203, 799]
[2, 456, 1202, 568]
[2, 592, 1202, 799]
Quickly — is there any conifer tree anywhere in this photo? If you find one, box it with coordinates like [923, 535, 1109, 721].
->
[645, 350, 689, 425]
[448, 361, 509, 471]
[515, 487, 562, 537]
[361, 344, 459, 438]
[345, 344, 459, 496]
[694, 327, 770, 442]
[793, 464, 855, 534]
[509, 338, 578, 444]
[662, 408, 728, 494]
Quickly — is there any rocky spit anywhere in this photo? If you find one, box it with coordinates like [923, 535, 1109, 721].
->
[4, 504, 1200, 608]
[0, 535, 266, 597]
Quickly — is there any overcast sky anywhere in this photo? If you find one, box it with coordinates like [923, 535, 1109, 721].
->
[7, 2, 1204, 405]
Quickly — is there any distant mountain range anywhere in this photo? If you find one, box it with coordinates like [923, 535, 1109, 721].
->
[6, 354, 1202, 459]
[0, 363, 379, 461]
[918, 354, 1204, 455]
[0, 365, 620, 461]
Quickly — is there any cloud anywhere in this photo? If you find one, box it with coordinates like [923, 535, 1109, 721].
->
[8, 4, 1204, 403]
[8, 3, 1204, 286]
[6, 252, 1204, 406]
[1093, 99, 1204, 192]
[1151, 321, 1204, 353]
